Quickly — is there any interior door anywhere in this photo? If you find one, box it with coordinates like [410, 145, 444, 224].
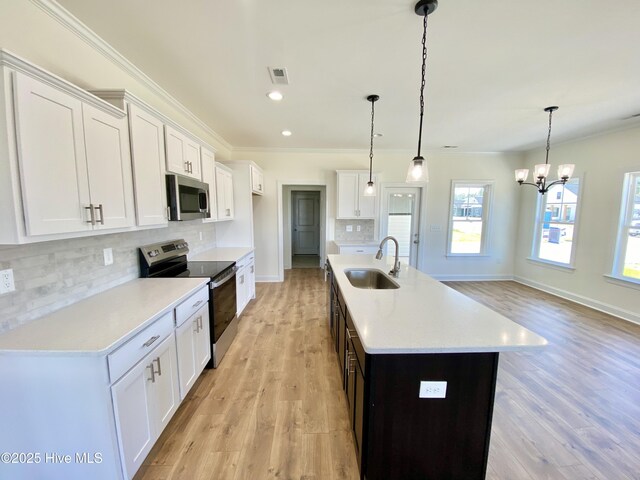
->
[380, 187, 422, 268]
[292, 191, 320, 255]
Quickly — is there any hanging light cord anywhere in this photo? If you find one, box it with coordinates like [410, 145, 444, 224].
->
[369, 99, 375, 183]
[544, 108, 553, 165]
[416, 12, 428, 158]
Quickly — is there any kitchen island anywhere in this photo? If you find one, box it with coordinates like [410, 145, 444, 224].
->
[326, 254, 547, 480]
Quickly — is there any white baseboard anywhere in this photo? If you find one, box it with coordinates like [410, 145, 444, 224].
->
[514, 276, 640, 326]
[256, 275, 281, 283]
[432, 274, 515, 282]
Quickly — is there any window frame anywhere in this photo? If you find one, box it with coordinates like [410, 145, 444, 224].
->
[530, 176, 582, 268]
[611, 171, 640, 285]
[446, 180, 494, 257]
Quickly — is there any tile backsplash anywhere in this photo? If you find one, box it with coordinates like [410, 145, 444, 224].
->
[334, 220, 375, 242]
[0, 221, 216, 333]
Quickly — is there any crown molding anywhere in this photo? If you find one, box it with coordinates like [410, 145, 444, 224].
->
[29, 0, 232, 152]
[0, 49, 125, 118]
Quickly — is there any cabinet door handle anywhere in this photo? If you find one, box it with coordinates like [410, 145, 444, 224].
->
[184, 160, 189, 172]
[194, 319, 199, 333]
[240, 274, 244, 284]
[147, 364, 156, 383]
[250, 266, 254, 274]
[192, 300, 203, 309]
[154, 357, 162, 376]
[96, 204, 105, 225]
[196, 315, 202, 332]
[226, 208, 230, 217]
[142, 335, 160, 348]
[85, 204, 96, 225]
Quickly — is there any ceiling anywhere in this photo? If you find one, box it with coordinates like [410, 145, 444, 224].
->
[57, 0, 640, 153]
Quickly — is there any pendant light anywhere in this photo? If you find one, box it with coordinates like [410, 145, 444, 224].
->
[363, 94, 379, 197]
[515, 106, 575, 195]
[406, 0, 438, 183]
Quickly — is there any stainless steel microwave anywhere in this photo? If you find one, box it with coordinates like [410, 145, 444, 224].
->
[166, 174, 209, 221]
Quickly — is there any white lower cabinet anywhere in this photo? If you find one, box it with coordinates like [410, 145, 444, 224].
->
[111, 331, 180, 480]
[175, 303, 210, 399]
[236, 252, 255, 317]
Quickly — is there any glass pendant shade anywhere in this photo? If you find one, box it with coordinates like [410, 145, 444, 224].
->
[406, 157, 428, 183]
[534, 163, 551, 179]
[515, 169, 529, 182]
[557, 164, 575, 180]
[363, 181, 376, 197]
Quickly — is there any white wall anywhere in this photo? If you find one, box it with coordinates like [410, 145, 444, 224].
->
[514, 125, 640, 324]
[234, 149, 523, 281]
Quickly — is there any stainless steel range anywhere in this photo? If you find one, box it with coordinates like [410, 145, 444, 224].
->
[139, 239, 238, 368]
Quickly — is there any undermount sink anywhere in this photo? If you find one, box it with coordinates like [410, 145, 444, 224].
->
[344, 269, 400, 290]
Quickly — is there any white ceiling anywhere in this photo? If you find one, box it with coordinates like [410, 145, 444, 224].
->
[57, 0, 640, 152]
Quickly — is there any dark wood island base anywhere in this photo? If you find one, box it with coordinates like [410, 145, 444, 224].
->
[328, 261, 500, 480]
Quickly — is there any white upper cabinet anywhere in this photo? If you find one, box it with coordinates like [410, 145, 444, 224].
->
[201, 147, 218, 222]
[82, 103, 135, 229]
[127, 103, 168, 227]
[250, 164, 264, 195]
[215, 164, 234, 221]
[11, 69, 135, 237]
[165, 124, 201, 180]
[336, 170, 378, 219]
[13, 71, 92, 236]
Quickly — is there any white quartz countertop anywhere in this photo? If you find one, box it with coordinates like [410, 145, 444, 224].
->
[328, 254, 547, 354]
[191, 247, 254, 262]
[0, 278, 208, 356]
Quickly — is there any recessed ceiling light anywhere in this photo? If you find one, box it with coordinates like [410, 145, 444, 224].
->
[267, 91, 283, 101]
[281, 130, 292, 137]
[373, 133, 383, 138]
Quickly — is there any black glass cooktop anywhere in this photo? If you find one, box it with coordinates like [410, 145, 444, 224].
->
[175, 261, 235, 280]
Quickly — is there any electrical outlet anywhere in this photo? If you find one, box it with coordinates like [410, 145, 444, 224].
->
[419, 381, 447, 399]
[103, 248, 114, 266]
[346, 225, 353, 232]
[199, 231, 203, 241]
[0, 269, 15, 294]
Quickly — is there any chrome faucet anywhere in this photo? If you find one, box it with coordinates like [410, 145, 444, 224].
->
[376, 236, 401, 277]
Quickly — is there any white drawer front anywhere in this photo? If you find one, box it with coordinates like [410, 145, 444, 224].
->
[175, 286, 209, 327]
[108, 311, 174, 383]
[339, 246, 378, 255]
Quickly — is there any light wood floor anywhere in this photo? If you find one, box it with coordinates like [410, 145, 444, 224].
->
[445, 281, 640, 480]
[135, 268, 359, 480]
[135, 271, 640, 480]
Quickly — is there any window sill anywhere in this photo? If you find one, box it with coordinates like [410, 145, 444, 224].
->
[526, 257, 575, 272]
[446, 253, 490, 258]
[603, 274, 640, 290]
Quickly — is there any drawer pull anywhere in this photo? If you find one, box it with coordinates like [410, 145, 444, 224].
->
[154, 357, 162, 376]
[147, 364, 156, 383]
[192, 300, 203, 309]
[142, 335, 160, 348]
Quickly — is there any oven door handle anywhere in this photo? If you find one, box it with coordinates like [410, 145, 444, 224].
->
[211, 266, 238, 288]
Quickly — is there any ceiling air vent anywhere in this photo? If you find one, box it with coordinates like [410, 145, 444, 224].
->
[268, 67, 290, 85]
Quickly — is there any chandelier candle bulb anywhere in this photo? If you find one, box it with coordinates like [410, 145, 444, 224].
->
[558, 164, 575, 180]
[515, 169, 529, 182]
[534, 163, 551, 179]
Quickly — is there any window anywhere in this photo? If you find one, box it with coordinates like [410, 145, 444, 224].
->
[448, 181, 493, 255]
[612, 172, 640, 282]
[532, 178, 580, 266]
